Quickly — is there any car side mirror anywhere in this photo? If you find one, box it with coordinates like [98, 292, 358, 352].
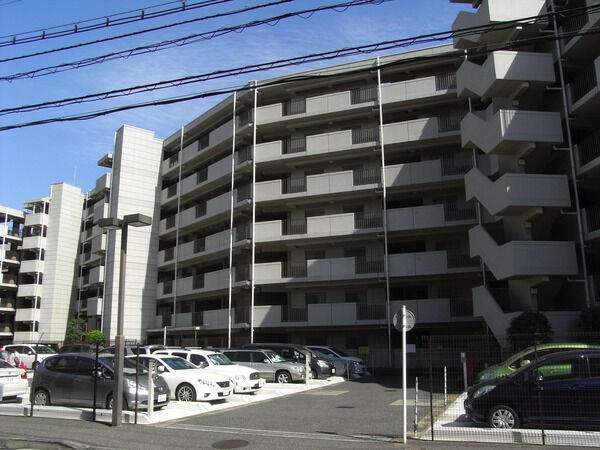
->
[520, 359, 531, 368]
[263, 359, 270, 364]
[157, 366, 165, 373]
[28, 351, 33, 355]
[94, 369, 102, 378]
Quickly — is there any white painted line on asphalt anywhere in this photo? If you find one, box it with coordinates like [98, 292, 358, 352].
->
[302, 390, 348, 396]
[167, 423, 393, 443]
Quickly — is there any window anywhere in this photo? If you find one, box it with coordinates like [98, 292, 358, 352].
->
[235, 352, 252, 363]
[190, 354, 207, 366]
[75, 357, 96, 376]
[533, 357, 584, 381]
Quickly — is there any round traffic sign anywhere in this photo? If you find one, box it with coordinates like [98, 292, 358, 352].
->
[393, 309, 416, 332]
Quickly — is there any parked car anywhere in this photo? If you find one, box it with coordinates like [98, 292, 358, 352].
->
[58, 344, 102, 354]
[31, 353, 170, 410]
[307, 345, 369, 378]
[476, 342, 600, 382]
[243, 343, 335, 379]
[153, 348, 264, 394]
[2, 344, 56, 370]
[127, 354, 231, 402]
[222, 349, 306, 383]
[0, 360, 28, 401]
[465, 349, 600, 429]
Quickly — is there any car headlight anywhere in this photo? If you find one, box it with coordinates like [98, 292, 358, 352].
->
[125, 379, 147, 392]
[290, 366, 304, 373]
[478, 371, 495, 381]
[198, 379, 217, 387]
[473, 385, 496, 399]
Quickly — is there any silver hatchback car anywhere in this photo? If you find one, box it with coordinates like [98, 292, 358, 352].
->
[222, 349, 306, 383]
[32, 353, 170, 410]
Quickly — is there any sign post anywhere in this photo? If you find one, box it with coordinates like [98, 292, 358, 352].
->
[393, 307, 415, 444]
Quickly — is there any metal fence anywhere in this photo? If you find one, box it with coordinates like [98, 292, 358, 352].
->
[409, 332, 600, 447]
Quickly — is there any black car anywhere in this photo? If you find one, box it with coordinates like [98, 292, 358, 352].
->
[464, 350, 600, 429]
[243, 343, 335, 379]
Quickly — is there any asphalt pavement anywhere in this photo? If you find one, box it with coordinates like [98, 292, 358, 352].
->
[0, 376, 584, 449]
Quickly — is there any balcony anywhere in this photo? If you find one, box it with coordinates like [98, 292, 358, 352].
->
[452, 0, 547, 49]
[89, 173, 111, 199]
[17, 283, 42, 298]
[24, 212, 47, 227]
[461, 108, 563, 155]
[0, 298, 15, 310]
[157, 267, 245, 299]
[91, 232, 107, 254]
[457, 51, 555, 99]
[87, 265, 105, 286]
[464, 168, 571, 216]
[468, 225, 578, 280]
[93, 201, 109, 224]
[87, 296, 103, 316]
[255, 115, 460, 166]
[0, 249, 19, 264]
[22, 235, 46, 250]
[0, 323, 13, 335]
[562, 1, 600, 57]
[576, 130, 600, 176]
[15, 307, 40, 322]
[19, 259, 44, 274]
[569, 57, 600, 117]
[0, 225, 21, 241]
[0, 273, 17, 287]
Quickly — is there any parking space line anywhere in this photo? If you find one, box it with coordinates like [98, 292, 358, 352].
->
[302, 390, 348, 396]
[166, 423, 393, 443]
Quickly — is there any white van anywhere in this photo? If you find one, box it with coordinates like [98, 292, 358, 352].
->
[154, 348, 264, 394]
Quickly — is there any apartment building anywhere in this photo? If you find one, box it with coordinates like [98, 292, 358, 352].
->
[0, 207, 23, 346]
[76, 125, 162, 342]
[145, 0, 600, 358]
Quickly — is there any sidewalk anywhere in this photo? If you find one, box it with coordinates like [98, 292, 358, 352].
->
[0, 376, 346, 425]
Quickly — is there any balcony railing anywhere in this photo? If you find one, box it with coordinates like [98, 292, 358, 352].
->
[282, 136, 307, 154]
[195, 203, 207, 218]
[562, 11, 588, 43]
[196, 167, 208, 185]
[235, 307, 249, 324]
[164, 247, 175, 261]
[281, 261, 307, 277]
[435, 72, 457, 90]
[236, 184, 252, 202]
[235, 265, 250, 282]
[282, 219, 307, 235]
[578, 131, 600, 166]
[438, 113, 462, 132]
[236, 146, 252, 164]
[449, 297, 473, 317]
[0, 298, 15, 308]
[356, 303, 386, 320]
[350, 86, 377, 104]
[353, 167, 381, 185]
[194, 237, 206, 253]
[571, 63, 596, 104]
[163, 280, 173, 295]
[282, 177, 307, 194]
[355, 212, 383, 229]
[586, 204, 600, 234]
[193, 274, 204, 290]
[355, 257, 384, 274]
[235, 225, 251, 242]
[192, 311, 204, 326]
[352, 126, 379, 145]
[0, 323, 13, 333]
[447, 253, 478, 268]
[282, 98, 306, 116]
[167, 184, 178, 198]
[236, 109, 252, 128]
[161, 314, 172, 327]
[443, 203, 477, 221]
[281, 306, 308, 322]
[168, 154, 179, 168]
[166, 216, 176, 229]
[441, 153, 471, 176]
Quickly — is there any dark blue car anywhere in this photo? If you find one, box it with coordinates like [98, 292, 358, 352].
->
[464, 349, 600, 429]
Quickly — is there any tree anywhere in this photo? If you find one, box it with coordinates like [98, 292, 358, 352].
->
[86, 330, 107, 347]
[507, 311, 553, 350]
[581, 307, 600, 332]
[64, 318, 87, 343]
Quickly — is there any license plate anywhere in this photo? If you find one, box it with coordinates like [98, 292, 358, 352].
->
[219, 390, 230, 397]
[157, 394, 167, 402]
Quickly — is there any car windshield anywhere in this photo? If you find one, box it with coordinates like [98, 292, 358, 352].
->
[208, 353, 234, 365]
[100, 356, 149, 375]
[265, 350, 286, 362]
[161, 357, 198, 370]
[33, 346, 55, 354]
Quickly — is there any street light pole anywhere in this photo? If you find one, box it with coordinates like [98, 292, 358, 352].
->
[99, 213, 152, 427]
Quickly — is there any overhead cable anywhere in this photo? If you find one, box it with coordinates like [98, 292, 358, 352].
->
[2, 24, 600, 132]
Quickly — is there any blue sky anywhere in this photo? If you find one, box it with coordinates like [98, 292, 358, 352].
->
[0, 0, 470, 210]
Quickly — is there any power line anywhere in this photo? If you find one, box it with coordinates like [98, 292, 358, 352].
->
[0, 0, 237, 47]
[2, 23, 599, 132]
[0, 0, 299, 65]
[0, 4, 586, 115]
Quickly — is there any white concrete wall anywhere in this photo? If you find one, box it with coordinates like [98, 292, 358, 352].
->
[103, 125, 163, 342]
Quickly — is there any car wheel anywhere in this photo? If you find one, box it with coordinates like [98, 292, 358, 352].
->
[176, 383, 197, 401]
[275, 371, 291, 383]
[488, 405, 520, 429]
[34, 389, 51, 406]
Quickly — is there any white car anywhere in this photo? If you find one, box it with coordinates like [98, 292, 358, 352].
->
[0, 360, 28, 400]
[154, 349, 265, 394]
[127, 354, 231, 402]
[3, 344, 56, 370]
